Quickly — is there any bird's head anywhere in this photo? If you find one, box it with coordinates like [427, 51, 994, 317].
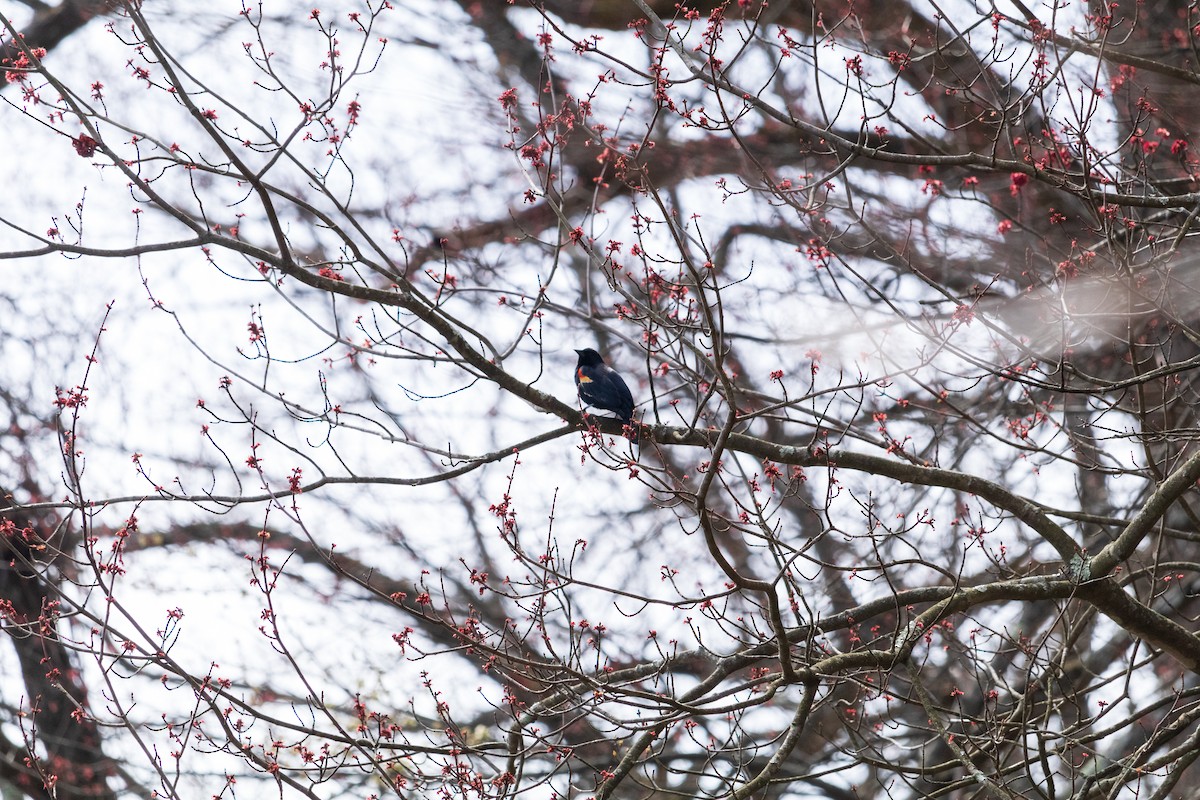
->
[575, 348, 605, 367]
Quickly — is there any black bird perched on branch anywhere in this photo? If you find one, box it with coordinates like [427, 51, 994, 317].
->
[574, 348, 635, 425]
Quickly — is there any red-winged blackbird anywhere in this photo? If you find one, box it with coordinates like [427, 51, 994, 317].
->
[574, 348, 635, 425]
